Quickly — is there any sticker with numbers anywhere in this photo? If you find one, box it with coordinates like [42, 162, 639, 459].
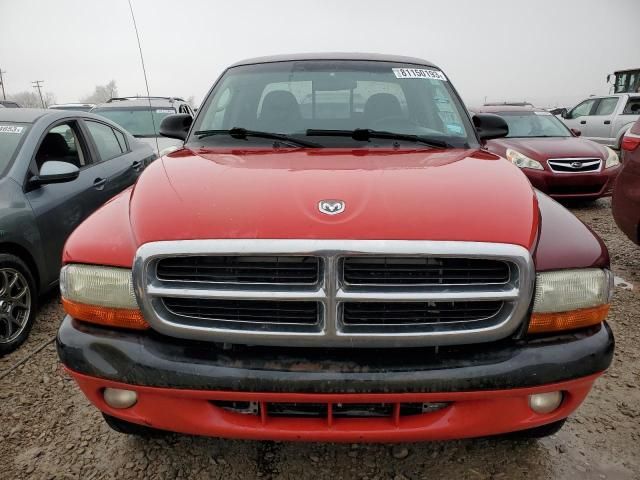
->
[156, 109, 174, 114]
[392, 68, 447, 81]
[0, 125, 24, 134]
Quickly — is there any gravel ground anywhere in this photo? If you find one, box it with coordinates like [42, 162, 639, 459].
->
[1, 198, 638, 480]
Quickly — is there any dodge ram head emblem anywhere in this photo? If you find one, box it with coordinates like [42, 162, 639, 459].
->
[571, 161, 583, 168]
[318, 199, 345, 215]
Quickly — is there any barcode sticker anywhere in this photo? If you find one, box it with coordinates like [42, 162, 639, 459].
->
[392, 68, 447, 81]
[0, 125, 24, 134]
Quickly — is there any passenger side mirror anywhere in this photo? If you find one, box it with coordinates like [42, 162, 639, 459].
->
[570, 128, 581, 137]
[30, 161, 80, 187]
[159, 114, 193, 141]
[562, 110, 572, 119]
[472, 113, 509, 141]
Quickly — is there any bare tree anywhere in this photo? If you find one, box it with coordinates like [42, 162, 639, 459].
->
[8, 91, 56, 108]
[81, 80, 118, 104]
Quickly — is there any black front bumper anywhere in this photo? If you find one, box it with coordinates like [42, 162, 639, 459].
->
[57, 316, 614, 393]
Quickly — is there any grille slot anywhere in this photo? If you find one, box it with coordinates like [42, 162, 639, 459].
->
[342, 301, 503, 326]
[156, 256, 320, 285]
[342, 257, 510, 285]
[547, 158, 601, 173]
[163, 298, 321, 325]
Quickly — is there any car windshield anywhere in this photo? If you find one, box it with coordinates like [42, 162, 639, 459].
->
[0, 123, 30, 174]
[190, 60, 477, 148]
[497, 111, 572, 138]
[92, 106, 175, 137]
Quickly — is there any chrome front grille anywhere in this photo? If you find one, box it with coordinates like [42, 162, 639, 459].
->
[547, 158, 602, 173]
[133, 240, 534, 348]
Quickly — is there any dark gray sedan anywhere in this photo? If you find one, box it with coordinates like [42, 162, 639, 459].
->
[0, 108, 156, 354]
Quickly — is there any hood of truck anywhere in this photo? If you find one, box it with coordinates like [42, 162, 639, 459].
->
[128, 147, 540, 249]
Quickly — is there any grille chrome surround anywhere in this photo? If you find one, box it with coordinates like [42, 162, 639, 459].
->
[547, 158, 602, 174]
[133, 240, 534, 348]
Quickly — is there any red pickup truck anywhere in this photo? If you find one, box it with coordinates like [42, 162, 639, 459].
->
[57, 54, 614, 442]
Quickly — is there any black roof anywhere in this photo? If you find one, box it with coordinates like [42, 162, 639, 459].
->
[230, 53, 438, 68]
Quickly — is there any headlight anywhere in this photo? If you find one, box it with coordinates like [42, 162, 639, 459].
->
[60, 264, 148, 330]
[506, 149, 544, 170]
[604, 147, 619, 168]
[529, 268, 612, 334]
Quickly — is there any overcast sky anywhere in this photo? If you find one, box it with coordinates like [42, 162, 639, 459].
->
[1, 0, 638, 108]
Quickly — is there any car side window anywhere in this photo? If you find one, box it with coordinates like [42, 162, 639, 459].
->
[622, 98, 640, 115]
[594, 97, 619, 116]
[113, 129, 128, 152]
[86, 121, 125, 161]
[569, 99, 597, 119]
[34, 122, 89, 172]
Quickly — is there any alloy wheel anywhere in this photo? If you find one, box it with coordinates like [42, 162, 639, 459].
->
[0, 268, 32, 344]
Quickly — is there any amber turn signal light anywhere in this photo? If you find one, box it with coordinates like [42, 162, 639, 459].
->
[62, 298, 149, 330]
[528, 304, 610, 334]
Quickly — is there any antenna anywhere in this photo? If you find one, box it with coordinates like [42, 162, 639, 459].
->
[127, 0, 160, 156]
[0, 68, 6, 100]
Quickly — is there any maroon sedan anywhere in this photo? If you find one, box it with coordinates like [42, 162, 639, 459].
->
[478, 106, 620, 200]
[612, 118, 640, 244]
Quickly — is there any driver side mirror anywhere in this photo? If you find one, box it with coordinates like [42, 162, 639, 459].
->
[29, 161, 79, 187]
[562, 110, 572, 119]
[472, 113, 509, 141]
[570, 128, 581, 137]
[159, 114, 193, 141]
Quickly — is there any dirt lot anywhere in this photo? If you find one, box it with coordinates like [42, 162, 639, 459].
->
[1, 198, 638, 480]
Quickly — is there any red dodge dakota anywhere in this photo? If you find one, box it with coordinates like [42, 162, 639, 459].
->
[57, 54, 614, 442]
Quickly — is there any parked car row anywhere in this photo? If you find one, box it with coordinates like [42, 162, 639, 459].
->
[2, 53, 637, 445]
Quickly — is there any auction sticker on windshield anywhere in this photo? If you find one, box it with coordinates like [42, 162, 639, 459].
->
[392, 68, 447, 81]
[0, 125, 24, 134]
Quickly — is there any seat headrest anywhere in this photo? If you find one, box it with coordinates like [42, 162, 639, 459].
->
[363, 93, 403, 122]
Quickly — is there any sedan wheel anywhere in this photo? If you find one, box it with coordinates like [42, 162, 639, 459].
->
[0, 254, 37, 355]
[0, 268, 32, 344]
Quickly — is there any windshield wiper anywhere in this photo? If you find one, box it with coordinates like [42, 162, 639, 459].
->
[305, 129, 451, 148]
[194, 128, 322, 148]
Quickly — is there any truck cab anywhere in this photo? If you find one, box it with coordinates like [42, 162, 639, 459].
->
[561, 93, 640, 148]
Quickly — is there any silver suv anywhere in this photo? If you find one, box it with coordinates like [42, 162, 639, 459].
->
[561, 93, 640, 149]
[91, 96, 194, 154]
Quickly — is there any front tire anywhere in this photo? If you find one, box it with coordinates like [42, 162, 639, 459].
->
[0, 254, 37, 356]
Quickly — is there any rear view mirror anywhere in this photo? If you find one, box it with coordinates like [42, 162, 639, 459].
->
[30, 161, 79, 187]
[570, 128, 581, 137]
[160, 114, 193, 141]
[472, 113, 509, 141]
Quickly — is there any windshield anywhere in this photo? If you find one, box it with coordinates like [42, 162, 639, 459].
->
[190, 61, 476, 148]
[497, 111, 572, 138]
[0, 123, 30, 175]
[92, 106, 175, 137]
